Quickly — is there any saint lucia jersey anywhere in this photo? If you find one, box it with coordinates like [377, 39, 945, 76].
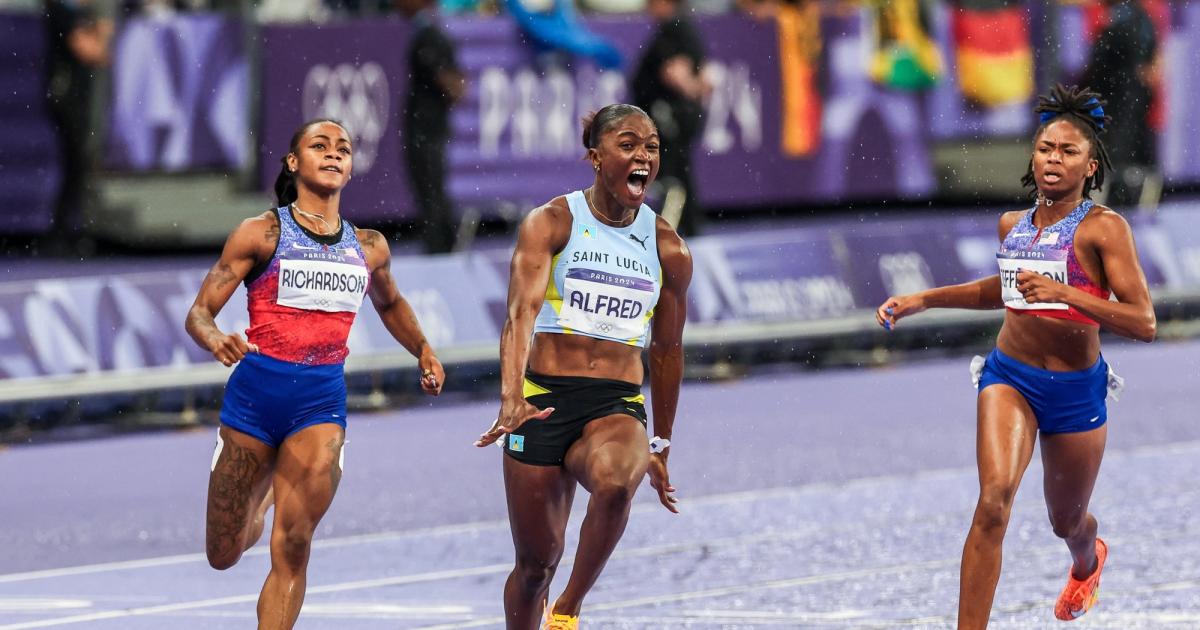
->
[997, 199, 1110, 326]
[244, 206, 370, 364]
[534, 191, 661, 347]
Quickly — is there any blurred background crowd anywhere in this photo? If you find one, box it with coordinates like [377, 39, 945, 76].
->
[0, 0, 1197, 423]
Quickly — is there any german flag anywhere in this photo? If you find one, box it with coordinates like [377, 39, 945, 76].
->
[953, 0, 1033, 107]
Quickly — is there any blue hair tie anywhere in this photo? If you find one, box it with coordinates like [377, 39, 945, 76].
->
[1040, 97, 1106, 129]
[1085, 97, 1106, 129]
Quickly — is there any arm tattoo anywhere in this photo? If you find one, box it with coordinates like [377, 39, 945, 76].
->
[210, 263, 237, 291]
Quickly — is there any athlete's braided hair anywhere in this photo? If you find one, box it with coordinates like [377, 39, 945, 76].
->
[1020, 84, 1113, 199]
[273, 118, 350, 207]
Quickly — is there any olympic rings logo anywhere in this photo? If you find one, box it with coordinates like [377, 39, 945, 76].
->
[594, 322, 614, 333]
[302, 62, 390, 174]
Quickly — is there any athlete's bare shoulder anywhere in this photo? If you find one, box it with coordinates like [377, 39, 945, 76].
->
[654, 215, 692, 275]
[355, 227, 387, 252]
[226, 209, 280, 258]
[518, 196, 573, 252]
[1078, 203, 1133, 241]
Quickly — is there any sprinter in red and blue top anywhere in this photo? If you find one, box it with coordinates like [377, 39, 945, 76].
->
[876, 85, 1156, 628]
[185, 119, 445, 630]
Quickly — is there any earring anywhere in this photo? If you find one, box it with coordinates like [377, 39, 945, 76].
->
[594, 164, 600, 172]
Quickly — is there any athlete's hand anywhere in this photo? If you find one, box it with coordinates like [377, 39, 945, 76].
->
[876, 294, 926, 330]
[208, 331, 258, 367]
[1016, 269, 1068, 305]
[474, 398, 554, 448]
[418, 353, 445, 396]
[648, 452, 678, 513]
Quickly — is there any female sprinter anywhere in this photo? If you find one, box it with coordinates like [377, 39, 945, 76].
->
[474, 103, 693, 630]
[185, 119, 445, 629]
[877, 84, 1155, 627]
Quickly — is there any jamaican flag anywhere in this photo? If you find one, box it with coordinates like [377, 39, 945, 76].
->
[868, 0, 943, 91]
[952, 0, 1033, 107]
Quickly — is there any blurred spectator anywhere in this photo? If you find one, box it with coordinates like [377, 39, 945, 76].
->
[632, 0, 708, 236]
[501, 0, 621, 68]
[397, 0, 464, 254]
[1081, 0, 1158, 209]
[43, 0, 112, 255]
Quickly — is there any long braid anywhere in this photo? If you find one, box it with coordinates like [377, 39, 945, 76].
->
[1021, 84, 1114, 198]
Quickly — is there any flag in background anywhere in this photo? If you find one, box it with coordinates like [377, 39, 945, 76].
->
[868, 0, 944, 92]
[952, 0, 1033, 107]
[778, 0, 823, 157]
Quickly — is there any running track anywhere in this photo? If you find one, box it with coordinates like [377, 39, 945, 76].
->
[2, 339, 1199, 628]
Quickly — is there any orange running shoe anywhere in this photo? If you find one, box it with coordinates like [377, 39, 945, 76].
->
[541, 599, 579, 630]
[1054, 537, 1108, 621]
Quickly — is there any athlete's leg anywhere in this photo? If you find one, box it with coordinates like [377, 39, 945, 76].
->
[551, 414, 650, 617]
[206, 425, 277, 570]
[503, 456, 576, 630]
[257, 423, 345, 629]
[958, 385, 1039, 630]
[1041, 425, 1107, 577]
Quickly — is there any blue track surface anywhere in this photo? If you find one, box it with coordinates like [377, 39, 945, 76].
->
[2, 339, 1199, 628]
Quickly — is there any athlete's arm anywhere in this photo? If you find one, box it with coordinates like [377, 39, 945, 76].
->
[184, 213, 274, 366]
[1018, 209, 1156, 342]
[359, 228, 444, 395]
[877, 211, 1018, 329]
[647, 218, 692, 514]
[475, 199, 570, 447]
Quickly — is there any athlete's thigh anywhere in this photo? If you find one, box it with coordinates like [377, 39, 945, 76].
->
[503, 455, 575, 560]
[976, 384, 1040, 492]
[563, 414, 649, 494]
[207, 425, 277, 542]
[1040, 424, 1107, 514]
[272, 423, 346, 529]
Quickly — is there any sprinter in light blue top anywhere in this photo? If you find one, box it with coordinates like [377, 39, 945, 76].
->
[473, 104, 693, 628]
[534, 189, 662, 346]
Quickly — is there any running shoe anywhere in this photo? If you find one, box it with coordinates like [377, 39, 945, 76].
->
[1054, 537, 1108, 621]
[541, 599, 579, 630]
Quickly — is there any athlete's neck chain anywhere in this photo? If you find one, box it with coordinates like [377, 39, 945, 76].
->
[586, 187, 635, 228]
[291, 202, 336, 236]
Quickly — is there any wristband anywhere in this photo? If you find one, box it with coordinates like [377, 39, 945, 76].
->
[649, 436, 670, 454]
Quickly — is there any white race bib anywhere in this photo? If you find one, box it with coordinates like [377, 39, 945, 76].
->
[997, 253, 1069, 311]
[277, 255, 369, 313]
[557, 268, 656, 340]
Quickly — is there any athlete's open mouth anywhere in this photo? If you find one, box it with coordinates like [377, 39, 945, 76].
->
[1042, 169, 1063, 184]
[321, 165, 343, 174]
[627, 169, 649, 196]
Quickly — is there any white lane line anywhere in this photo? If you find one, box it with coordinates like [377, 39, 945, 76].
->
[0, 527, 832, 629]
[6, 439, 1197, 585]
[0, 600, 92, 612]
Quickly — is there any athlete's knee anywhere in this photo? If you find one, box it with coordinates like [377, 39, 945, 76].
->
[1047, 507, 1088, 540]
[273, 524, 315, 571]
[973, 485, 1018, 533]
[589, 476, 638, 509]
[513, 551, 561, 592]
[206, 539, 243, 571]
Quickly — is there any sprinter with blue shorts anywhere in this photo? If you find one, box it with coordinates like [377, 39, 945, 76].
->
[185, 119, 445, 629]
[877, 85, 1156, 628]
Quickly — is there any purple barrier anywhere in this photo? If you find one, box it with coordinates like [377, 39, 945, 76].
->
[103, 14, 249, 172]
[260, 13, 934, 222]
[0, 203, 1185, 381]
[0, 13, 61, 235]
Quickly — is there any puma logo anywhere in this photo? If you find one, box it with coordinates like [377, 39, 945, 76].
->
[628, 233, 649, 250]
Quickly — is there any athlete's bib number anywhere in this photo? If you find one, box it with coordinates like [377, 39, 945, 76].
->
[557, 268, 656, 341]
[997, 254, 1069, 311]
[278, 257, 369, 313]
